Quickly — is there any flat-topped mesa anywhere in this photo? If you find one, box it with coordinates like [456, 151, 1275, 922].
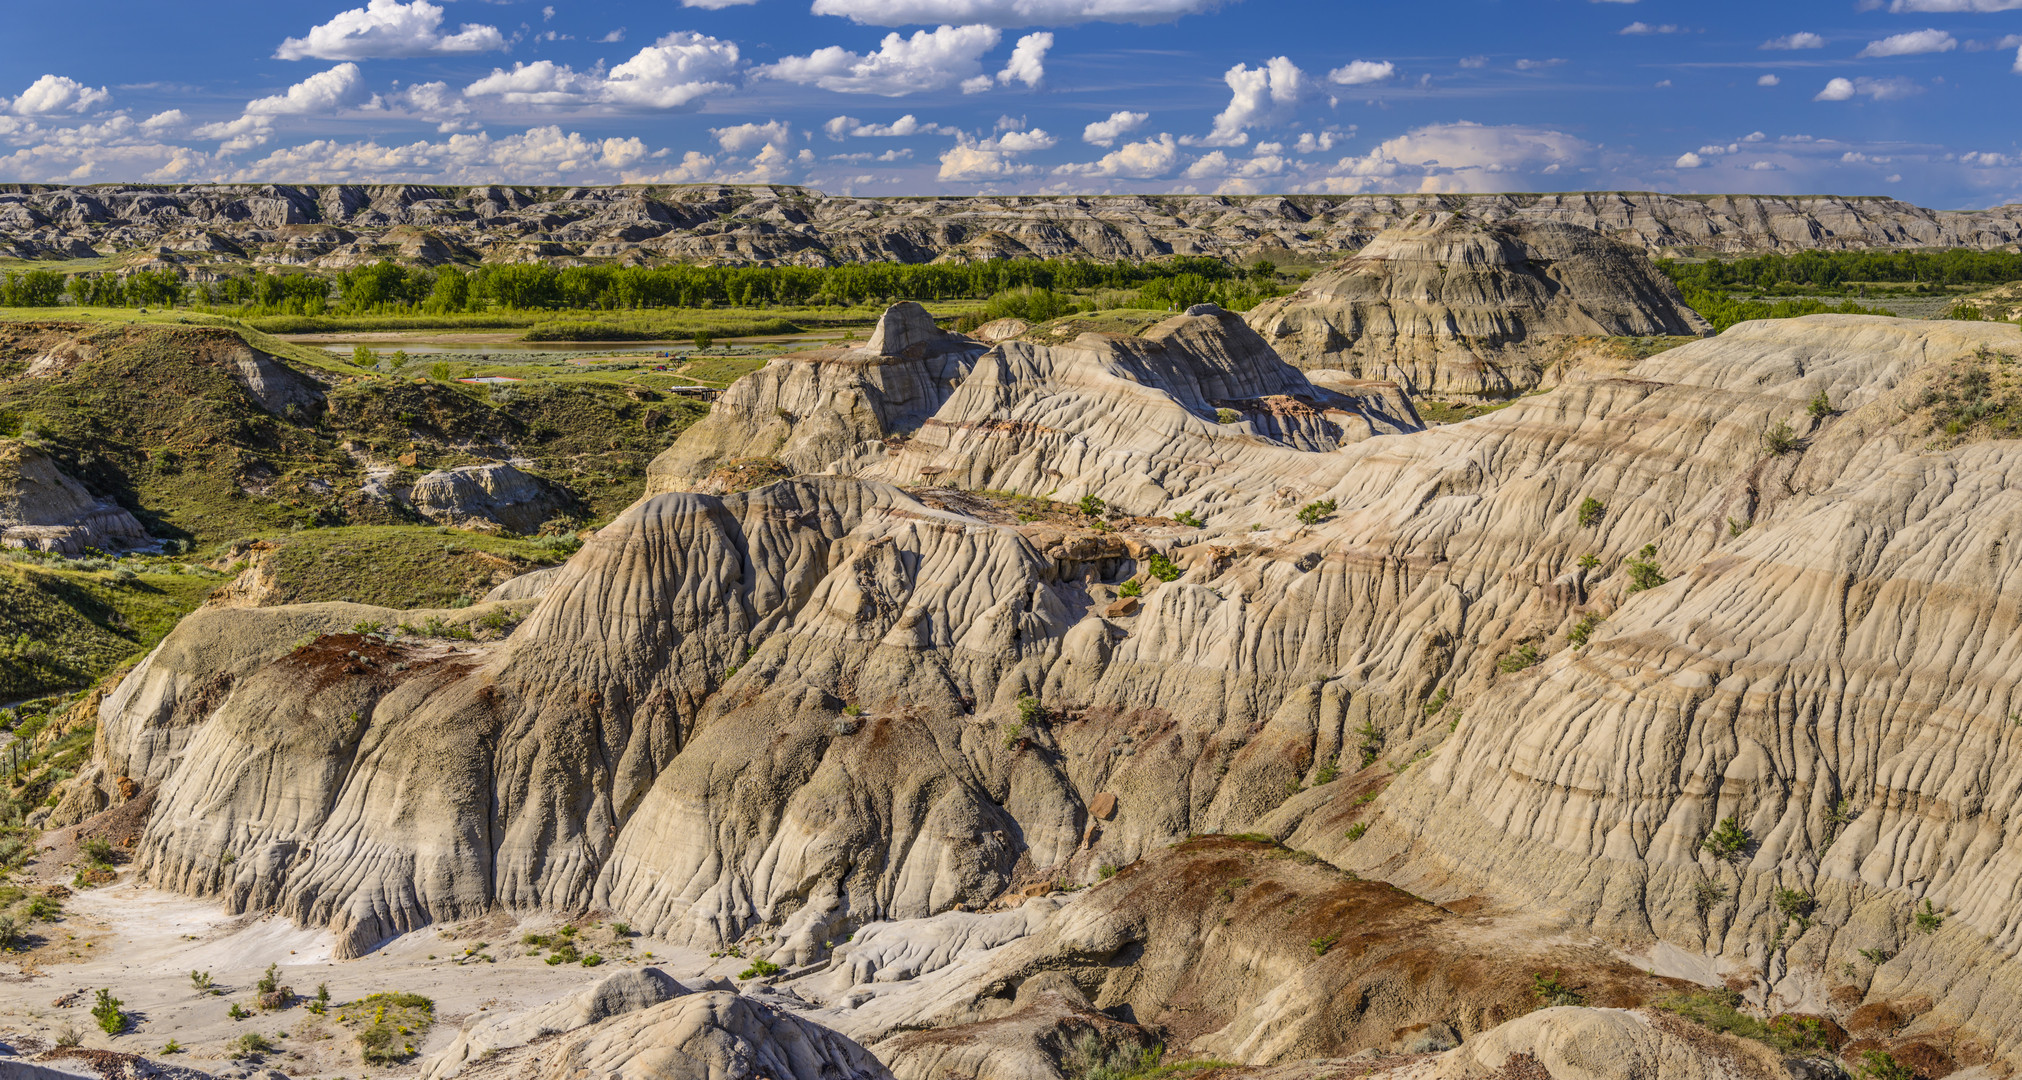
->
[1245, 215, 1709, 399]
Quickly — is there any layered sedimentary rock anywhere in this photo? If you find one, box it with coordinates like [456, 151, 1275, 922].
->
[427, 979, 895, 1080]
[644, 302, 989, 495]
[4, 184, 2019, 268]
[1245, 215, 1710, 397]
[78, 304, 2022, 1073]
[0, 438, 150, 553]
[650, 301, 1421, 505]
[407, 461, 573, 533]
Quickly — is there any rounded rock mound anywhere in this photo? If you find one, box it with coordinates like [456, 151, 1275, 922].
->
[1245, 213, 1709, 398]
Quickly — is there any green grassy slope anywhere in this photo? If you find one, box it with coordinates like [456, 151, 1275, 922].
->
[0, 320, 710, 543]
[0, 558, 224, 701]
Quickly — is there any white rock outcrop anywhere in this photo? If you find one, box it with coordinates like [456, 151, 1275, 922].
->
[0, 438, 149, 553]
[1246, 215, 1709, 398]
[407, 461, 570, 534]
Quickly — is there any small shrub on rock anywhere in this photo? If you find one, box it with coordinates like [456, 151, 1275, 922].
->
[1702, 816, 1752, 861]
[91, 988, 125, 1035]
[1625, 544, 1667, 593]
[1532, 972, 1584, 1008]
[1295, 499, 1337, 527]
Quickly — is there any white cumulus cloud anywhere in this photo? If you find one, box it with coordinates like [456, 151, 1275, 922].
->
[194, 64, 377, 152]
[1082, 110, 1148, 146]
[1327, 60, 1395, 85]
[466, 32, 740, 109]
[1814, 75, 1924, 100]
[1183, 147, 1285, 181]
[823, 114, 959, 138]
[276, 0, 505, 61]
[1294, 129, 1343, 154]
[998, 32, 1052, 87]
[1762, 32, 1826, 49]
[1758, 74, 1782, 86]
[9, 75, 112, 116]
[1053, 132, 1179, 177]
[372, 80, 474, 131]
[1675, 152, 1704, 168]
[1858, 29, 1958, 56]
[1888, 0, 2022, 10]
[247, 64, 375, 116]
[810, 0, 1222, 28]
[938, 127, 1053, 180]
[995, 127, 1056, 150]
[1621, 22, 1681, 34]
[1199, 57, 1305, 147]
[1323, 121, 1591, 193]
[231, 125, 655, 183]
[712, 120, 795, 153]
[763, 25, 1002, 96]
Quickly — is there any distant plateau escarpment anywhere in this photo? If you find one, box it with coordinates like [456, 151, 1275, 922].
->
[1, 184, 2019, 268]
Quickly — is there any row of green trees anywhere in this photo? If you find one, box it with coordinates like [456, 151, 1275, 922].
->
[12, 256, 1253, 316]
[0, 270, 64, 307]
[1661, 249, 2022, 293]
[1673, 286, 1891, 333]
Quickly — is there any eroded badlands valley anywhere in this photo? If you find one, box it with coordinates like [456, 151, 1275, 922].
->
[3, 210, 2022, 1080]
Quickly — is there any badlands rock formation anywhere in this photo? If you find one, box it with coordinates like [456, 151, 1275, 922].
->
[649, 300, 1421, 500]
[0, 438, 149, 553]
[69, 301, 2022, 1076]
[1246, 215, 1710, 397]
[407, 461, 574, 533]
[4, 184, 2020, 267]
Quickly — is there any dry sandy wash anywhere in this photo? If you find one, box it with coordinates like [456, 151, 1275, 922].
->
[8, 238, 2022, 1079]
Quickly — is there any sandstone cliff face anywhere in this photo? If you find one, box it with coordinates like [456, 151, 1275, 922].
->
[1245, 215, 1710, 397]
[80, 307, 2022, 1073]
[0, 439, 149, 553]
[3, 184, 2019, 267]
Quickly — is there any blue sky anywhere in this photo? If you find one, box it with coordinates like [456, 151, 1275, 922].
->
[2, 0, 2019, 208]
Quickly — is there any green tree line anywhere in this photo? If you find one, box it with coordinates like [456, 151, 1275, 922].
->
[1661, 249, 2022, 294]
[4, 256, 1252, 316]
